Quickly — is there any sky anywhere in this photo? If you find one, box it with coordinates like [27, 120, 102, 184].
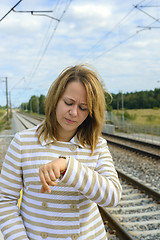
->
[0, 0, 160, 107]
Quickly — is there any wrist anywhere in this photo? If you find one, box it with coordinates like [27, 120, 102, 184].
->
[59, 155, 70, 175]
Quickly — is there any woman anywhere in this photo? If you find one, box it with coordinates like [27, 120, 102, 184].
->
[0, 65, 122, 240]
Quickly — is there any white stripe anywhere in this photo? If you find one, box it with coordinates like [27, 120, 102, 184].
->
[2, 163, 22, 175]
[65, 161, 78, 185]
[22, 211, 79, 229]
[21, 204, 79, 219]
[0, 178, 22, 189]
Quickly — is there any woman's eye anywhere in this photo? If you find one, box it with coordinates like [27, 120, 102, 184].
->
[79, 106, 88, 111]
[64, 100, 72, 106]
[64, 100, 87, 111]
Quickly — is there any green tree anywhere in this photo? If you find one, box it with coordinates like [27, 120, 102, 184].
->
[28, 96, 38, 113]
[110, 88, 160, 109]
[20, 102, 28, 111]
[39, 94, 45, 115]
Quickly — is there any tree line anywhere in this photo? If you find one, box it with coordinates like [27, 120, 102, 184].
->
[110, 88, 160, 110]
[20, 88, 160, 114]
[20, 95, 45, 115]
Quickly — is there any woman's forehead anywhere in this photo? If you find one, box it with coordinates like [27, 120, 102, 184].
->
[63, 81, 88, 102]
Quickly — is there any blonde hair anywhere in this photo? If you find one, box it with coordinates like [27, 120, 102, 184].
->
[37, 65, 106, 154]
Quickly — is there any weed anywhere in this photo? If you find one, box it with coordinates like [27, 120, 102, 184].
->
[146, 115, 156, 122]
[0, 114, 12, 132]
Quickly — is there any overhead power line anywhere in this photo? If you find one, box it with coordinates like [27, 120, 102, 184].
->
[77, 7, 135, 62]
[27, 0, 72, 85]
[9, 0, 72, 99]
[134, 3, 160, 29]
[0, 0, 23, 22]
[12, 9, 60, 21]
[92, 15, 160, 61]
[134, 4, 160, 23]
[138, 5, 160, 8]
[10, 1, 62, 92]
[138, 26, 160, 28]
[91, 28, 148, 61]
[137, 17, 160, 29]
[77, 0, 147, 62]
[78, 0, 160, 62]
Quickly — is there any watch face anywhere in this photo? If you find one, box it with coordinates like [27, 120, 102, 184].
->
[59, 156, 66, 159]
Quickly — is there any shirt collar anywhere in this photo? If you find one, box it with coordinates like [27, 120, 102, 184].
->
[37, 124, 83, 148]
[70, 134, 84, 148]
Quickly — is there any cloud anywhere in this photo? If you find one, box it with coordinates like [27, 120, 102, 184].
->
[0, 0, 160, 107]
[71, 2, 112, 25]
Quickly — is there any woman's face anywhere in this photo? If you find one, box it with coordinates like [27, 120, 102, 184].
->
[56, 81, 89, 142]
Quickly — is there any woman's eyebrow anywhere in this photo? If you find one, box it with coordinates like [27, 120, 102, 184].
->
[80, 103, 88, 106]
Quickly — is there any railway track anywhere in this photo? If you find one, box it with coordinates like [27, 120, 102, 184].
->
[99, 169, 160, 240]
[102, 133, 160, 160]
[15, 111, 42, 128]
[5, 112, 160, 240]
[18, 112, 160, 160]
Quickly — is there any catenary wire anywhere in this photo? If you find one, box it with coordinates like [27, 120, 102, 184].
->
[134, 4, 160, 23]
[11, 0, 70, 95]
[77, 0, 147, 62]
[27, 0, 72, 85]
[27, 0, 62, 83]
[91, 16, 160, 61]
[79, 0, 160, 62]
[0, 0, 23, 22]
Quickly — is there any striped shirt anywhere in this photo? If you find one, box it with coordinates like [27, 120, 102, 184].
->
[0, 125, 122, 240]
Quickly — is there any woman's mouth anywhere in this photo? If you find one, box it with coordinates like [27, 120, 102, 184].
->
[65, 118, 76, 124]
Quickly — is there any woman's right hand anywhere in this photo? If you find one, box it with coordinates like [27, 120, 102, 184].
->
[39, 157, 67, 193]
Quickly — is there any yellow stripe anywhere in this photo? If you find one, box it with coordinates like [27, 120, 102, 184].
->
[18, 189, 23, 207]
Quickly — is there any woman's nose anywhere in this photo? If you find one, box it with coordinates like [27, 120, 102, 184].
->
[69, 105, 78, 116]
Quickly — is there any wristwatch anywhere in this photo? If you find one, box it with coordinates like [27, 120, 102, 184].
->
[59, 155, 70, 166]
[59, 156, 70, 178]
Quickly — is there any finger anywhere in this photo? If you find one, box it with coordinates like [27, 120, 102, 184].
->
[46, 164, 60, 181]
[40, 185, 48, 193]
[48, 169, 57, 182]
[40, 181, 58, 193]
[53, 167, 61, 179]
[40, 183, 51, 193]
[39, 169, 51, 193]
[44, 170, 57, 186]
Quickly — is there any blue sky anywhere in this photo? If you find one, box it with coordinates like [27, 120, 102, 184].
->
[0, 0, 160, 107]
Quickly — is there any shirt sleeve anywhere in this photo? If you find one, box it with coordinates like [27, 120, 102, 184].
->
[61, 138, 122, 207]
[0, 133, 29, 240]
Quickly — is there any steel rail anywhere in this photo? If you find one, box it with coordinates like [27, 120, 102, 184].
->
[104, 132, 160, 147]
[117, 170, 160, 201]
[99, 207, 135, 240]
[105, 138, 160, 160]
[103, 132, 160, 148]
[18, 112, 44, 121]
[17, 114, 38, 126]
[99, 169, 160, 240]
[15, 114, 32, 129]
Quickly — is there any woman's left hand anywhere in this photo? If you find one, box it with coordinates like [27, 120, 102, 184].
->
[39, 158, 67, 193]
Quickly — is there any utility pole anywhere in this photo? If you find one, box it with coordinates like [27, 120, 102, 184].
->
[117, 93, 119, 114]
[5, 77, 9, 121]
[37, 96, 39, 115]
[30, 98, 32, 113]
[9, 91, 12, 116]
[121, 91, 124, 123]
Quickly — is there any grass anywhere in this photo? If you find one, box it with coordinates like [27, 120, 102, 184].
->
[0, 109, 6, 118]
[113, 108, 160, 126]
[0, 109, 12, 131]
